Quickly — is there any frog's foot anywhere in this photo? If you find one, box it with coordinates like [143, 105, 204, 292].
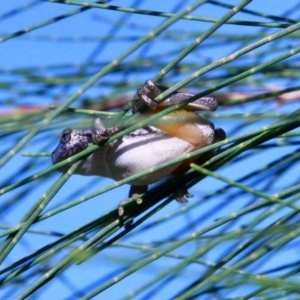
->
[118, 194, 143, 217]
[213, 127, 226, 143]
[134, 80, 163, 112]
[92, 125, 119, 144]
[175, 190, 194, 203]
[117, 185, 148, 216]
[92, 116, 120, 145]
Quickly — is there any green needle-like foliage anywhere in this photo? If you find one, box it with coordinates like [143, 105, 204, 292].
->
[1, 1, 300, 299]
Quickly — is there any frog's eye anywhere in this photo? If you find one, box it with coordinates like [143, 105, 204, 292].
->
[61, 129, 72, 144]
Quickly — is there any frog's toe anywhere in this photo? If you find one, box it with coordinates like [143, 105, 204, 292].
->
[175, 191, 194, 203]
[136, 80, 161, 111]
[136, 90, 158, 110]
[118, 194, 143, 217]
[143, 80, 162, 96]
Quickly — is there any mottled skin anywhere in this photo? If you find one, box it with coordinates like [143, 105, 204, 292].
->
[133, 80, 218, 112]
[52, 81, 226, 215]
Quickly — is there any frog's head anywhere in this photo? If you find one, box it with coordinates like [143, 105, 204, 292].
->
[51, 129, 92, 169]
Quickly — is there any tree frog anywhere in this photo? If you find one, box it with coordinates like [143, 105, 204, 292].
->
[52, 81, 226, 215]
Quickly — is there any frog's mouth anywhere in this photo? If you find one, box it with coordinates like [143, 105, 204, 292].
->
[51, 129, 93, 167]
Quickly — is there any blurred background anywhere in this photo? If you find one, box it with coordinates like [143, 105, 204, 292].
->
[1, 0, 300, 299]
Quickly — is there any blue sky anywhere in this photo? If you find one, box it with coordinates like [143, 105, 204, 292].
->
[1, 1, 300, 299]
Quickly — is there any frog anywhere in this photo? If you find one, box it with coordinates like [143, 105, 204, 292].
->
[52, 81, 226, 215]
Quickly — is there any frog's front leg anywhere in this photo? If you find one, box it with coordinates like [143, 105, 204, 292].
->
[91, 116, 150, 216]
[92, 115, 120, 144]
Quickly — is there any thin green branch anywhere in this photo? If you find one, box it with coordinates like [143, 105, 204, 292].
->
[46, 0, 291, 29]
[154, 0, 252, 82]
[0, 162, 81, 265]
